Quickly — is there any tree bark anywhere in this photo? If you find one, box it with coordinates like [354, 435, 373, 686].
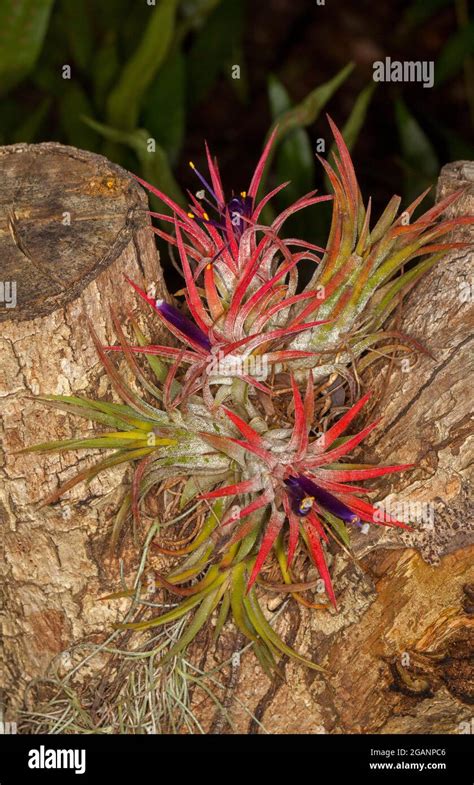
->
[0, 143, 168, 717]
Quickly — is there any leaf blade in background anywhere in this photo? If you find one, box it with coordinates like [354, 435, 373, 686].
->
[0, 0, 55, 96]
[270, 62, 354, 146]
[58, 0, 93, 73]
[11, 96, 52, 143]
[395, 97, 439, 203]
[268, 74, 315, 224]
[331, 83, 376, 154]
[435, 20, 474, 84]
[324, 82, 376, 191]
[143, 50, 186, 165]
[106, 0, 179, 131]
[83, 116, 186, 208]
[257, 62, 354, 201]
[60, 84, 100, 150]
[92, 31, 120, 111]
[403, 0, 452, 29]
[187, 0, 244, 107]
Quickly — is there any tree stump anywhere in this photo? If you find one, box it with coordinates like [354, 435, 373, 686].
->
[0, 143, 168, 717]
[194, 162, 474, 734]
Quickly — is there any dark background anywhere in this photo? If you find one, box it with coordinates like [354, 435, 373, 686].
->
[1, 0, 472, 258]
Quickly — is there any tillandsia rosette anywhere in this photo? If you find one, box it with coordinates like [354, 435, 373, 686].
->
[25, 119, 473, 673]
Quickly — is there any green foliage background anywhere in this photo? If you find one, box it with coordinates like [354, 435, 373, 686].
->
[0, 0, 472, 248]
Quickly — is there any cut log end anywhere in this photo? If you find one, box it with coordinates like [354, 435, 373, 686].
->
[0, 143, 150, 322]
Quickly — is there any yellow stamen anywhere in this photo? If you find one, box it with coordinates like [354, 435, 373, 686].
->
[203, 212, 209, 221]
[241, 191, 247, 197]
[189, 161, 195, 169]
[187, 212, 195, 219]
[299, 496, 314, 513]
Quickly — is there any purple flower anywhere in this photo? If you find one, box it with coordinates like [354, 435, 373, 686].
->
[156, 300, 211, 352]
[189, 160, 253, 241]
[227, 194, 254, 239]
[284, 474, 360, 524]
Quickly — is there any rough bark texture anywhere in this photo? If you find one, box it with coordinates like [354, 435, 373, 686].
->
[0, 143, 167, 716]
[192, 161, 474, 734]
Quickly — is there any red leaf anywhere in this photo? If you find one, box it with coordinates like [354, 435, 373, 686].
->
[175, 220, 212, 330]
[248, 126, 279, 199]
[283, 495, 300, 566]
[288, 375, 308, 459]
[318, 464, 414, 482]
[222, 489, 273, 526]
[199, 477, 262, 500]
[306, 508, 329, 542]
[204, 141, 225, 205]
[306, 419, 381, 467]
[247, 510, 284, 591]
[304, 518, 337, 608]
[222, 407, 265, 446]
[310, 392, 372, 454]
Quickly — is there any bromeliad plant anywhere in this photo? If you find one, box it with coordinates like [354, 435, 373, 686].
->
[25, 119, 472, 674]
[136, 116, 472, 384]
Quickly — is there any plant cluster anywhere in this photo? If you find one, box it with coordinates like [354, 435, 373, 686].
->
[27, 120, 471, 673]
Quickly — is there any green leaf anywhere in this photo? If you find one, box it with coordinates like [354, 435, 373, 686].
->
[158, 584, 226, 666]
[269, 75, 315, 205]
[120, 573, 225, 630]
[395, 98, 438, 177]
[128, 318, 168, 384]
[324, 82, 375, 192]
[106, 0, 179, 130]
[244, 589, 327, 672]
[143, 50, 186, 164]
[435, 21, 474, 84]
[11, 96, 51, 143]
[332, 83, 375, 155]
[270, 62, 354, 147]
[268, 73, 291, 117]
[395, 98, 439, 201]
[258, 62, 354, 202]
[0, 0, 54, 96]
[212, 590, 230, 642]
[321, 510, 351, 547]
[188, 0, 244, 107]
[39, 395, 162, 430]
[92, 32, 120, 110]
[58, 0, 93, 72]
[59, 84, 100, 150]
[23, 434, 153, 453]
[230, 562, 259, 643]
[40, 447, 155, 507]
[403, 0, 452, 29]
[82, 117, 186, 206]
[371, 252, 446, 328]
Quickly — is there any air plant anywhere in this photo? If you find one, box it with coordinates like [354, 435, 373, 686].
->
[136, 117, 472, 385]
[24, 118, 472, 674]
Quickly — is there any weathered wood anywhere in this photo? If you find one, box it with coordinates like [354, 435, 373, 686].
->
[0, 144, 168, 715]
